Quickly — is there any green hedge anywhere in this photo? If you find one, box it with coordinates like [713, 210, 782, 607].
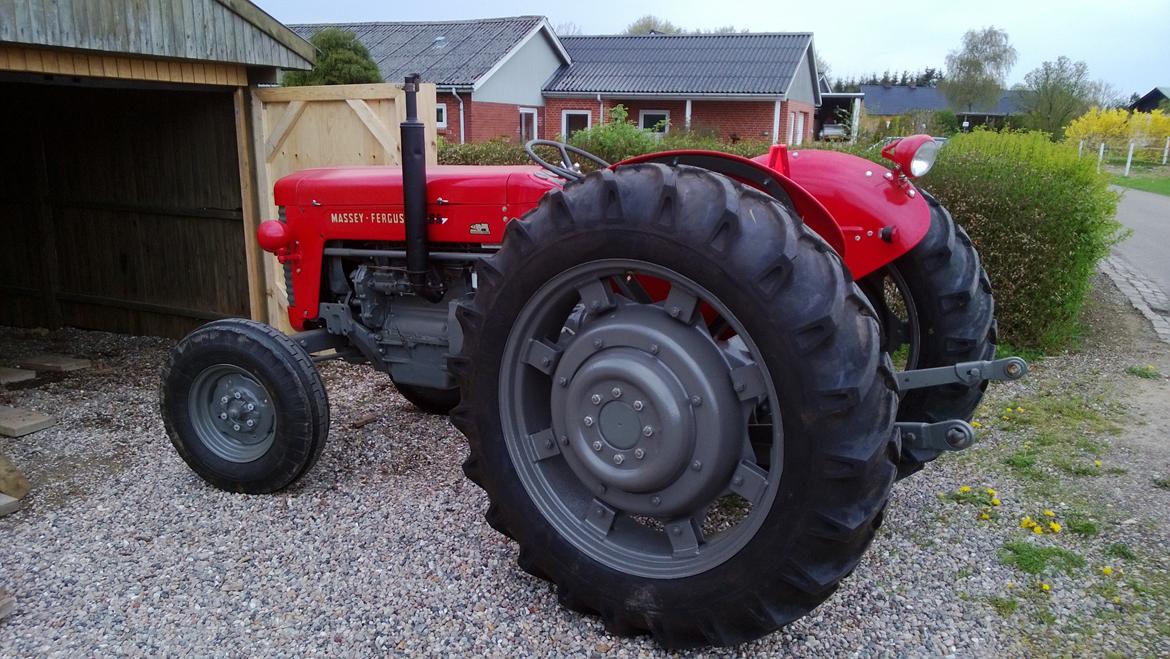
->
[914, 131, 1122, 351]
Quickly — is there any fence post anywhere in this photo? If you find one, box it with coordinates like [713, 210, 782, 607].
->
[1163, 136, 1169, 166]
[1124, 142, 1135, 177]
[1078, 140, 1084, 158]
[1097, 142, 1105, 172]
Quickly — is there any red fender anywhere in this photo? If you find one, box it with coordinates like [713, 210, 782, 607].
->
[614, 150, 845, 255]
[753, 145, 931, 279]
[615, 147, 932, 279]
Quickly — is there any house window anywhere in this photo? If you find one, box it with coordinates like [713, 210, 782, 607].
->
[436, 103, 448, 129]
[639, 110, 670, 133]
[519, 108, 539, 142]
[561, 110, 591, 138]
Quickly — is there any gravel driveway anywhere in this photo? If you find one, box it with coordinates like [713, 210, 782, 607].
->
[2, 276, 1169, 657]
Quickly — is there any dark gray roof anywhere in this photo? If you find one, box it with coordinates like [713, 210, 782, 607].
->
[544, 33, 813, 96]
[1130, 86, 1170, 111]
[860, 84, 1021, 115]
[288, 16, 555, 87]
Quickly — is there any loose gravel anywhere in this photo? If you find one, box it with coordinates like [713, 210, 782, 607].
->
[1, 276, 1168, 657]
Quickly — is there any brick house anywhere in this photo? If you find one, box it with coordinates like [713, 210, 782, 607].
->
[291, 17, 821, 146]
[545, 33, 820, 145]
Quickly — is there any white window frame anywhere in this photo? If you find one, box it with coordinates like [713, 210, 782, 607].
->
[787, 111, 796, 145]
[639, 109, 671, 134]
[561, 109, 592, 138]
[519, 107, 539, 141]
[436, 103, 448, 129]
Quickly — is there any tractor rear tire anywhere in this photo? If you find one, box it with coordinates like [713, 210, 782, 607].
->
[871, 192, 995, 478]
[450, 164, 899, 648]
[393, 381, 460, 415]
[160, 318, 330, 493]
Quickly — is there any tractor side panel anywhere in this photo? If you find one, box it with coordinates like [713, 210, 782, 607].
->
[765, 149, 931, 279]
[271, 166, 554, 329]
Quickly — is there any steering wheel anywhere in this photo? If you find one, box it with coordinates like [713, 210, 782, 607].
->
[524, 139, 611, 181]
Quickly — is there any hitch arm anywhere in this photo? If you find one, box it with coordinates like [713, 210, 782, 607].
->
[895, 357, 1028, 392]
[897, 420, 976, 452]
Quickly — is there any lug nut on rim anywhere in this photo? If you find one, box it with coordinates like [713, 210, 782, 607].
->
[592, 441, 602, 452]
[591, 394, 602, 405]
[634, 448, 645, 460]
[633, 400, 644, 411]
[219, 412, 228, 420]
[611, 387, 622, 398]
[642, 425, 654, 437]
[613, 454, 625, 465]
[583, 416, 594, 427]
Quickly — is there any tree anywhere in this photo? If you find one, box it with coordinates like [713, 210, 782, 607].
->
[555, 21, 583, 36]
[1017, 56, 1092, 138]
[283, 28, 382, 86]
[1086, 79, 1123, 109]
[940, 27, 1017, 113]
[623, 15, 682, 34]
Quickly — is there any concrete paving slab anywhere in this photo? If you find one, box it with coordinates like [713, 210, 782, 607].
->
[0, 454, 30, 499]
[0, 493, 22, 518]
[0, 406, 56, 438]
[0, 367, 35, 384]
[14, 354, 91, 372]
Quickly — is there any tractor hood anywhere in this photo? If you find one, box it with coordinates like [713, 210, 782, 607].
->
[273, 165, 547, 208]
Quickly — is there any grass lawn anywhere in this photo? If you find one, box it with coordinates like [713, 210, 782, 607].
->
[1107, 163, 1170, 196]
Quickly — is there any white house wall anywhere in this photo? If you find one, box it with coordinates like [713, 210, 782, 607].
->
[475, 31, 563, 107]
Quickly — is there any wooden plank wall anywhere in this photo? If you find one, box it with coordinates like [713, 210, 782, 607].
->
[251, 83, 437, 328]
[0, 0, 312, 70]
[0, 44, 247, 86]
[0, 83, 249, 337]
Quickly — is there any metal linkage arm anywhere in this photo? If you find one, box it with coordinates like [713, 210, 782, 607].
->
[897, 420, 976, 452]
[895, 357, 1028, 392]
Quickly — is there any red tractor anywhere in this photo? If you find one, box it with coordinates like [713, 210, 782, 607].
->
[160, 77, 1025, 648]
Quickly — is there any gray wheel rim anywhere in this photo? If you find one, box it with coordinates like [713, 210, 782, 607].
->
[499, 259, 783, 579]
[188, 364, 276, 463]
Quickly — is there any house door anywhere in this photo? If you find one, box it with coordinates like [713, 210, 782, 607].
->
[520, 108, 538, 142]
[795, 112, 806, 145]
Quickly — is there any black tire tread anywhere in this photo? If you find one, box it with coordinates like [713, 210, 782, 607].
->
[451, 164, 898, 648]
[889, 191, 996, 477]
[159, 318, 330, 493]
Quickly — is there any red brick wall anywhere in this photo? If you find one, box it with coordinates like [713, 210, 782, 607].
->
[436, 92, 464, 143]
[689, 100, 775, 142]
[542, 97, 605, 139]
[779, 100, 816, 146]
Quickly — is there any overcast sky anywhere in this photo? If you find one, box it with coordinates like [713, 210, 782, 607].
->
[258, 0, 1168, 97]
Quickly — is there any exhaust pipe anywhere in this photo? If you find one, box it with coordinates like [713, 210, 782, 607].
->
[401, 74, 443, 302]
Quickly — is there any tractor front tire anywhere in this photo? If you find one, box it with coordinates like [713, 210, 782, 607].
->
[451, 164, 899, 648]
[160, 318, 330, 493]
[868, 192, 996, 478]
[393, 381, 460, 415]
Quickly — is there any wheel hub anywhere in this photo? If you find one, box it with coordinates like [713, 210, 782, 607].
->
[551, 303, 744, 517]
[188, 364, 276, 463]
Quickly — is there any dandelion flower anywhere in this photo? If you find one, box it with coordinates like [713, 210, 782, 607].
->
[1005, 407, 1013, 413]
[1033, 525, 1044, 535]
[1041, 583, 1051, 592]
[1049, 522, 1062, 533]
[1094, 460, 1102, 468]
[986, 488, 997, 496]
[1043, 509, 1056, 518]
[979, 512, 990, 520]
[1007, 582, 1015, 589]
[1020, 516, 1033, 528]
[972, 421, 983, 428]
[1016, 407, 1024, 413]
[1113, 596, 1121, 604]
[1001, 415, 1010, 421]
[1102, 566, 1113, 576]
[992, 498, 1002, 506]
[959, 485, 971, 494]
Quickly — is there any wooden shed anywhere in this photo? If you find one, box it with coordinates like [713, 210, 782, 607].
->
[0, 0, 315, 337]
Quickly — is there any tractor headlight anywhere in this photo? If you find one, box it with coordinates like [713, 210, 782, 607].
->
[881, 135, 939, 179]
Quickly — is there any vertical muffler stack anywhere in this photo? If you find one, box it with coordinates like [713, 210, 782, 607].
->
[400, 74, 442, 302]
